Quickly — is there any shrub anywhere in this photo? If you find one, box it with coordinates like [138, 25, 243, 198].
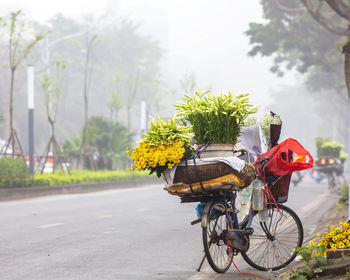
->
[0, 157, 31, 187]
[32, 169, 154, 186]
[339, 184, 349, 205]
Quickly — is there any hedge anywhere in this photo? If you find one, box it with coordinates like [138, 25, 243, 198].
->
[0, 157, 31, 187]
[31, 169, 154, 187]
[0, 157, 155, 188]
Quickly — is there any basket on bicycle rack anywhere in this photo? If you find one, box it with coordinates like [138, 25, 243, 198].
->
[163, 157, 255, 197]
[173, 162, 254, 186]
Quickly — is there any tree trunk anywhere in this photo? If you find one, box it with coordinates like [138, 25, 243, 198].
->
[344, 45, 350, 100]
[9, 68, 15, 155]
[343, 44, 350, 218]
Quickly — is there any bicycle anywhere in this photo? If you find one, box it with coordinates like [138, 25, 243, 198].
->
[314, 158, 346, 194]
[191, 158, 304, 273]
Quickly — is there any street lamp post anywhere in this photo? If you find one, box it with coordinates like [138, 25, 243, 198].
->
[41, 32, 85, 70]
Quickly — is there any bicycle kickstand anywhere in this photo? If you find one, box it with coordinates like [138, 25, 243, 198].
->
[196, 252, 206, 272]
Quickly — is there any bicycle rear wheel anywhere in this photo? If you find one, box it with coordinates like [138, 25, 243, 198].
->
[202, 200, 232, 273]
[241, 204, 303, 271]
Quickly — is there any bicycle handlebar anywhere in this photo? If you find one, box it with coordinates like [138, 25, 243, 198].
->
[255, 157, 269, 175]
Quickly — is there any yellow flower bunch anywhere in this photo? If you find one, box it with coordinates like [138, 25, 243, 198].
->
[128, 141, 186, 176]
[310, 221, 350, 254]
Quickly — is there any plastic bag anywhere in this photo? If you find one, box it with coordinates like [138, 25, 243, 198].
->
[255, 138, 313, 178]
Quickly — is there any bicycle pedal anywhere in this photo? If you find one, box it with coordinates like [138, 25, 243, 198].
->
[242, 227, 254, 236]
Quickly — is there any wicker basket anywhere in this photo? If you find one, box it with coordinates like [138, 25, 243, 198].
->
[173, 162, 255, 187]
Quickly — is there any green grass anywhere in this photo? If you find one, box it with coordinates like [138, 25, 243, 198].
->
[339, 184, 349, 205]
[31, 169, 155, 187]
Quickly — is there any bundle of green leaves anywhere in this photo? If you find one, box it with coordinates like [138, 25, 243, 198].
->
[315, 137, 348, 162]
[129, 116, 195, 177]
[174, 90, 259, 145]
[140, 115, 194, 146]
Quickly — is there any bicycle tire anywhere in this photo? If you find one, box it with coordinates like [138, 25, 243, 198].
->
[327, 172, 337, 193]
[202, 200, 232, 273]
[241, 204, 303, 271]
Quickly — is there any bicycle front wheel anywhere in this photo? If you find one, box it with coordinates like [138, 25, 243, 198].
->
[327, 172, 338, 193]
[241, 204, 303, 271]
[202, 200, 232, 273]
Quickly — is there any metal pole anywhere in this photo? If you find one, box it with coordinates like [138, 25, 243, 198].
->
[27, 65, 34, 175]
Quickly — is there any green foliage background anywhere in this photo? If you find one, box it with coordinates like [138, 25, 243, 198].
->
[31, 169, 153, 187]
[62, 116, 133, 170]
[0, 157, 31, 187]
[245, 0, 344, 93]
[0, 12, 164, 161]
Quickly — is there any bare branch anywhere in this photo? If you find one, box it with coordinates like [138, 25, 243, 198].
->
[325, 0, 350, 21]
[315, 0, 324, 15]
[300, 0, 348, 35]
[273, 0, 306, 12]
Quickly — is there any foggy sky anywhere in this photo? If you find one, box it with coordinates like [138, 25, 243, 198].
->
[0, 0, 297, 107]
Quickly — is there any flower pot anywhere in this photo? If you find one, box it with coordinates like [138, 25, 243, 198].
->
[198, 144, 240, 158]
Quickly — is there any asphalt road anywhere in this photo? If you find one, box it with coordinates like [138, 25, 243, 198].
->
[0, 176, 338, 280]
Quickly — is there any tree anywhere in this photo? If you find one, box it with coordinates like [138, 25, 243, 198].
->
[0, 11, 44, 157]
[39, 60, 68, 173]
[95, 20, 162, 130]
[46, 14, 163, 139]
[107, 89, 123, 121]
[246, 1, 345, 93]
[247, 1, 350, 214]
[64, 116, 133, 169]
[245, 0, 350, 145]
[87, 116, 133, 169]
[76, 30, 98, 170]
[0, 13, 163, 158]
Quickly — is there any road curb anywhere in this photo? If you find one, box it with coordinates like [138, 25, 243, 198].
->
[0, 177, 162, 202]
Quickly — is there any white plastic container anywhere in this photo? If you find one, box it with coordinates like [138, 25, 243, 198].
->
[252, 179, 264, 211]
[237, 184, 253, 216]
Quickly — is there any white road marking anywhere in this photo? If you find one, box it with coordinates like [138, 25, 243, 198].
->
[137, 208, 151, 212]
[37, 223, 64, 229]
[97, 215, 113, 218]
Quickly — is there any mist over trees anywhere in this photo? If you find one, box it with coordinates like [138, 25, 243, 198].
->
[0, 10, 44, 157]
[245, 0, 348, 147]
[4, 2, 346, 168]
[0, 11, 168, 169]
